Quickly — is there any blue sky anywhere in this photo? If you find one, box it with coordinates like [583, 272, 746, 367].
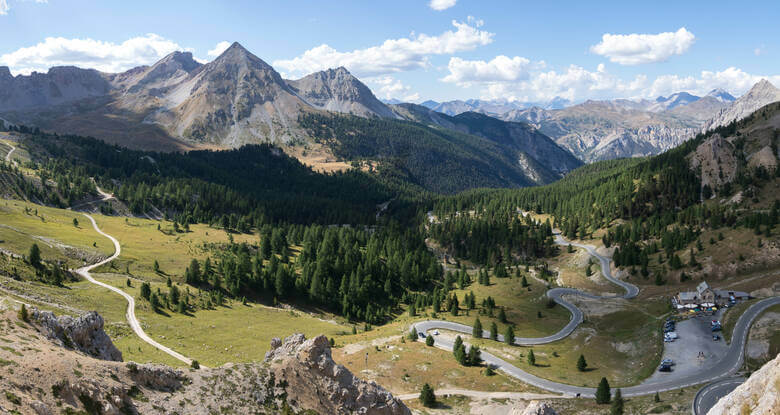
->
[1, 0, 778, 103]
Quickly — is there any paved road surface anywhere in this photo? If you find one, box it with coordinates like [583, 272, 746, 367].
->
[693, 377, 744, 415]
[72, 204, 201, 367]
[412, 218, 779, 397]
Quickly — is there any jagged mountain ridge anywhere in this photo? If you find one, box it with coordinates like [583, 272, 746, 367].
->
[492, 83, 776, 163]
[501, 99, 702, 162]
[0, 42, 583, 192]
[703, 79, 780, 132]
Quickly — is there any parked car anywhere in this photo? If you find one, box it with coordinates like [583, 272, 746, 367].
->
[433, 330, 439, 335]
[712, 325, 722, 332]
[713, 335, 721, 341]
[659, 364, 672, 372]
[661, 359, 675, 366]
[665, 332, 678, 339]
[419, 332, 426, 339]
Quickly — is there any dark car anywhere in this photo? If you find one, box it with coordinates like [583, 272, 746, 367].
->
[713, 335, 720, 341]
[659, 364, 672, 372]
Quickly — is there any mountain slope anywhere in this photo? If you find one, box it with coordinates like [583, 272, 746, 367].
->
[299, 111, 543, 193]
[391, 103, 582, 183]
[502, 100, 700, 162]
[287, 67, 396, 118]
[145, 42, 308, 146]
[0, 66, 111, 112]
[703, 79, 780, 131]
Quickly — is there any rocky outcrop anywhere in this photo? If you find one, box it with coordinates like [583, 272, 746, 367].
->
[32, 308, 123, 361]
[265, 333, 411, 415]
[706, 353, 780, 414]
[521, 401, 558, 415]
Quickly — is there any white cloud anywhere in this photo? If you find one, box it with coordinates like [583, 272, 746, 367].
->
[754, 45, 765, 56]
[0, 34, 184, 75]
[429, 0, 456, 11]
[442, 55, 535, 84]
[590, 27, 695, 65]
[207, 41, 232, 58]
[274, 19, 493, 78]
[443, 55, 780, 102]
[365, 76, 420, 102]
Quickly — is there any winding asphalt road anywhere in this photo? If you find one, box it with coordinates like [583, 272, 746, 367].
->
[71, 195, 201, 367]
[411, 222, 780, 397]
[692, 377, 744, 415]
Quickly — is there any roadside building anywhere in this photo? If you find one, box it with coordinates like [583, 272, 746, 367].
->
[673, 281, 749, 308]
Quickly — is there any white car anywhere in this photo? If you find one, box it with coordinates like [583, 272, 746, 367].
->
[665, 332, 678, 339]
[433, 330, 440, 335]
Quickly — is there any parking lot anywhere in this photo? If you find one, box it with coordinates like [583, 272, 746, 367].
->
[644, 310, 730, 385]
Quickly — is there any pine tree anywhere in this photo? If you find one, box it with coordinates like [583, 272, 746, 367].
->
[467, 345, 481, 366]
[153, 260, 160, 273]
[521, 275, 529, 287]
[409, 327, 418, 341]
[653, 392, 660, 403]
[18, 303, 28, 322]
[577, 354, 587, 372]
[498, 307, 507, 323]
[610, 389, 624, 415]
[527, 349, 535, 366]
[453, 336, 467, 365]
[426, 334, 435, 346]
[419, 383, 436, 408]
[140, 282, 151, 300]
[504, 326, 514, 345]
[28, 244, 41, 268]
[596, 377, 611, 404]
[473, 318, 483, 338]
[490, 322, 498, 341]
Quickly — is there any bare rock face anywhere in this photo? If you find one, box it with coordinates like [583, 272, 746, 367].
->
[265, 333, 411, 415]
[521, 401, 558, 415]
[32, 308, 123, 361]
[707, 353, 780, 414]
[703, 79, 780, 132]
[127, 363, 185, 392]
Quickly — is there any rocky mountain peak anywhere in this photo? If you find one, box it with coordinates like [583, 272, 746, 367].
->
[703, 79, 780, 131]
[706, 88, 736, 102]
[287, 66, 396, 118]
[0, 66, 13, 81]
[158, 51, 200, 72]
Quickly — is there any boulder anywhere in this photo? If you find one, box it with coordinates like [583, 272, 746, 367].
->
[32, 308, 123, 361]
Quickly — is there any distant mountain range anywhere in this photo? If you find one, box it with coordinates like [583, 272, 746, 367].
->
[0, 42, 580, 193]
[418, 97, 571, 116]
[1, 41, 777, 182]
[493, 85, 779, 162]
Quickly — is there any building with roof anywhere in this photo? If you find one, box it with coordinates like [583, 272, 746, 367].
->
[673, 281, 749, 307]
